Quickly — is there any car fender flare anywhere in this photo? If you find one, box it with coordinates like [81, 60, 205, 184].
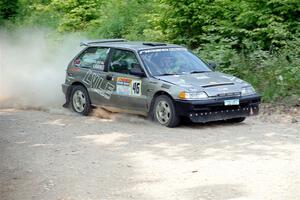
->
[63, 82, 91, 108]
[148, 90, 174, 119]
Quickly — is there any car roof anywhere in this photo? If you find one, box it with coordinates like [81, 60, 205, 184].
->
[82, 40, 184, 51]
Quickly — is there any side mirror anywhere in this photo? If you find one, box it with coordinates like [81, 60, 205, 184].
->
[208, 62, 217, 70]
[129, 63, 145, 77]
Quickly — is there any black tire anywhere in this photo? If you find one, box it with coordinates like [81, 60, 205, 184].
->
[226, 117, 246, 123]
[153, 95, 180, 127]
[70, 85, 92, 116]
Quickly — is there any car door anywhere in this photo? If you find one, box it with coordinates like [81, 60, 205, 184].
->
[73, 47, 114, 106]
[106, 48, 148, 113]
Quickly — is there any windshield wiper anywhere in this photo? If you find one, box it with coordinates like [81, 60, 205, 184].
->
[190, 70, 209, 74]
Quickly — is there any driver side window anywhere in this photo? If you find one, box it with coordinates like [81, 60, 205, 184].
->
[109, 49, 139, 74]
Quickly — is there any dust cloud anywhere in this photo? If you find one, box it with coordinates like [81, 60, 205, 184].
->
[0, 29, 147, 121]
[0, 28, 84, 111]
[91, 108, 117, 120]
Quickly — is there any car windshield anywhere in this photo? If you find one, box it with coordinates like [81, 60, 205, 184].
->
[139, 48, 211, 76]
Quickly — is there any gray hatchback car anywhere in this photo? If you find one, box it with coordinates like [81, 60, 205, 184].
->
[62, 39, 261, 127]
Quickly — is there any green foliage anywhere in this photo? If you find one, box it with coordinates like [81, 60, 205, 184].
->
[152, 0, 300, 102]
[48, 0, 103, 32]
[154, 0, 300, 50]
[1, 0, 299, 103]
[0, 0, 19, 25]
[197, 38, 300, 102]
[86, 0, 159, 41]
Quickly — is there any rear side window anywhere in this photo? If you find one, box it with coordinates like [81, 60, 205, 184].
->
[75, 47, 110, 70]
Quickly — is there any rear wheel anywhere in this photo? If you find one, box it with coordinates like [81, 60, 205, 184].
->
[71, 85, 91, 116]
[226, 117, 246, 123]
[153, 95, 180, 127]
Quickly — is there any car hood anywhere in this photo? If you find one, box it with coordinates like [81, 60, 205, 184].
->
[155, 72, 248, 97]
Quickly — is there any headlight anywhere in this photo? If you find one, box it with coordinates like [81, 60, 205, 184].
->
[179, 91, 208, 100]
[241, 86, 256, 96]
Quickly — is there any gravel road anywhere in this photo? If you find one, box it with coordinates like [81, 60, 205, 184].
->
[0, 108, 299, 200]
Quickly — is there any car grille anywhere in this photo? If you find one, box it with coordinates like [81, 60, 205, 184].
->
[214, 92, 241, 97]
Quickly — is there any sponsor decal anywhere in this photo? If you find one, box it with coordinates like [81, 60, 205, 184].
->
[92, 61, 105, 70]
[221, 75, 243, 83]
[116, 77, 142, 96]
[74, 59, 81, 66]
[69, 67, 80, 72]
[83, 70, 115, 99]
[74, 59, 81, 65]
[195, 74, 209, 79]
[139, 48, 187, 54]
[116, 77, 131, 95]
[209, 81, 218, 85]
[217, 87, 229, 91]
[178, 79, 186, 84]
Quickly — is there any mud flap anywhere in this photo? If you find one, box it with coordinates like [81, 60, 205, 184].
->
[250, 107, 254, 115]
[62, 101, 70, 108]
[62, 86, 72, 108]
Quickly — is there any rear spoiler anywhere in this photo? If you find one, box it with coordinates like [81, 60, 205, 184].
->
[80, 39, 126, 46]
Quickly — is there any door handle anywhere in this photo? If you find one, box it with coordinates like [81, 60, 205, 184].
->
[106, 74, 113, 80]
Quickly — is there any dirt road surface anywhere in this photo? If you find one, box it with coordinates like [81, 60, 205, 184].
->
[0, 108, 299, 200]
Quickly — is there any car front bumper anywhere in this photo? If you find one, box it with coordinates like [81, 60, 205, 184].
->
[174, 94, 261, 123]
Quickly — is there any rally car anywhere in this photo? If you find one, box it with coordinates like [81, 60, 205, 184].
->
[62, 39, 261, 127]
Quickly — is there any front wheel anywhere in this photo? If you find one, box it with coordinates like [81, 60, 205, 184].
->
[71, 85, 92, 116]
[153, 95, 180, 127]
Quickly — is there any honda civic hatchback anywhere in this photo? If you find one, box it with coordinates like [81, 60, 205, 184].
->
[62, 39, 261, 127]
